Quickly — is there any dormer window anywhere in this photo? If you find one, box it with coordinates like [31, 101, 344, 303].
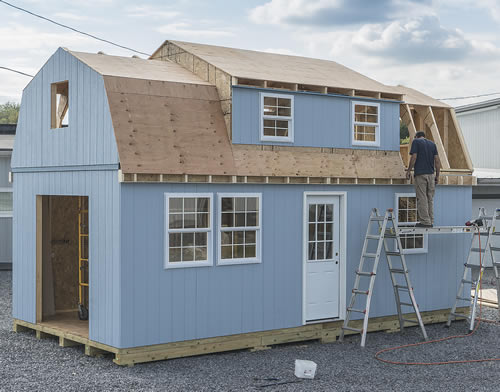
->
[260, 92, 294, 142]
[51, 81, 69, 129]
[352, 101, 380, 147]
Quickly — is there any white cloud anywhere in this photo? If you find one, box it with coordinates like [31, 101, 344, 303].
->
[155, 22, 234, 38]
[125, 5, 180, 19]
[52, 12, 88, 21]
[249, 0, 433, 26]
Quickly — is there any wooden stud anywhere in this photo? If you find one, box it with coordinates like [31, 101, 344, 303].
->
[13, 323, 30, 333]
[59, 336, 82, 347]
[443, 109, 449, 155]
[449, 109, 474, 171]
[249, 345, 271, 352]
[36, 195, 43, 323]
[36, 330, 51, 340]
[85, 345, 108, 357]
[415, 106, 450, 170]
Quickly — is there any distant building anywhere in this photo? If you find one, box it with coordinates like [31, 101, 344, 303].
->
[0, 124, 14, 270]
[456, 99, 500, 216]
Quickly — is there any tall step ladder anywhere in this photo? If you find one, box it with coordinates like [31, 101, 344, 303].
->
[447, 208, 500, 330]
[78, 196, 89, 321]
[339, 208, 428, 347]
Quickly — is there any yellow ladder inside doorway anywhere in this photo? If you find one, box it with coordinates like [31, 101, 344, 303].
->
[78, 197, 89, 314]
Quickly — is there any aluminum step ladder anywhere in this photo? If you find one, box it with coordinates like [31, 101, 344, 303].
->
[339, 208, 428, 347]
[447, 208, 500, 330]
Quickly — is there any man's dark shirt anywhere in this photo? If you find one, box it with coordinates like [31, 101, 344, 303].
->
[409, 138, 438, 176]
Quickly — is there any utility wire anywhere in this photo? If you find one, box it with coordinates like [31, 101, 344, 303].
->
[439, 92, 500, 101]
[0, 0, 151, 57]
[0, 66, 33, 77]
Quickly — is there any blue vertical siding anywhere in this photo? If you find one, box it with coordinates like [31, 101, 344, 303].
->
[11, 48, 118, 169]
[232, 87, 401, 151]
[119, 183, 471, 348]
[12, 170, 121, 347]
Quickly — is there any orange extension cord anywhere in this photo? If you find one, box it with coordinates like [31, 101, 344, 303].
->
[375, 227, 500, 366]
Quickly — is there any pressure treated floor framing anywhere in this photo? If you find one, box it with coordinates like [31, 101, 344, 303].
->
[13, 307, 468, 366]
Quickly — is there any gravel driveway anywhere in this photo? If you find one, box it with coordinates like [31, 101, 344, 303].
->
[1, 270, 500, 392]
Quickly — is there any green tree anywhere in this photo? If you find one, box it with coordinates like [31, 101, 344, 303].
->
[400, 120, 409, 144]
[0, 102, 20, 124]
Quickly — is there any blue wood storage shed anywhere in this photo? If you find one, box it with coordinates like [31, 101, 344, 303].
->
[11, 41, 475, 365]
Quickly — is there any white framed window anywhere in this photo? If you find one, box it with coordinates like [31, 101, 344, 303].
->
[260, 92, 294, 143]
[164, 193, 213, 269]
[0, 188, 13, 218]
[351, 101, 380, 147]
[217, 193, 262, 265]
[395, 193, 428, 254]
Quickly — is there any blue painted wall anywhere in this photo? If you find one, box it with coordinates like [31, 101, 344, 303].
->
[11, 48, 118, 169]
[0, 155, 12, 265]
[119, 183, 471, 348]
[232, 87, 401, 150]
[12, 170, 121, 347]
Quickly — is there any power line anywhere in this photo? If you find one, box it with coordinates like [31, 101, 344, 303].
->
[0, 0, 151, 57]
[439, 92, 500, 101]
[0, 66, 33, 77]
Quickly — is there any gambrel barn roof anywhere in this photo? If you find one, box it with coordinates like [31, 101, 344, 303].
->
[51, 43, 472, 184]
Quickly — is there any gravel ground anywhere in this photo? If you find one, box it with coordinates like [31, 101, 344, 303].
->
[1, 270, 500, 392]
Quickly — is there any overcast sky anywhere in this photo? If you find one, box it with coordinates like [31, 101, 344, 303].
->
[1, 0, 499, 107]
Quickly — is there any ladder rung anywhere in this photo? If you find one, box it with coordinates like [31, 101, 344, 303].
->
[363, 253, 377, 258]
[366, 235, 380, 240]
[352, 289, 369, 295]
[386, 251, 401, 256]
[80, 283, 89, 287]
[384, 234, 397, 238]
[347, 307, 366, 314]
[356, 270, 374, 277]
[402, 318, 419, 324]
[342, 326, 362, 332]
[371, 216, 389, 221]
[394, 285, 410, 291]
[389, 269, 406, 274]
[491, 232, 500, 236]
[456, 296, 470, 301]
[450, 312, 469, 320]
[465, 263, 481, 268]
[400, 302, 414, 307]
[491, 247, 500, 252]
[471, 248, 487, 252]
[461, 279, 473, 285]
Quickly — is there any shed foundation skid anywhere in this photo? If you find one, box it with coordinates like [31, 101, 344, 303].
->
[13, 307, 467, 366]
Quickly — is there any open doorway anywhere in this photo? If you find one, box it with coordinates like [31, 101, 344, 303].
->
[36, 195, 89, 338]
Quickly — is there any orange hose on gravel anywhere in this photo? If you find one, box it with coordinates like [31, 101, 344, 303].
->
[375, 227, 500, 366]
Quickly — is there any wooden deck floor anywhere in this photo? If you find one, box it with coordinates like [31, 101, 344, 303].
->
[41, 312, 89, 339]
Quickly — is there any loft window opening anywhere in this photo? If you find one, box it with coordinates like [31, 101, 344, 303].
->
[51, 81, 69, 129]
[260, 92, 294, 143]
[352, 101, 380, 147]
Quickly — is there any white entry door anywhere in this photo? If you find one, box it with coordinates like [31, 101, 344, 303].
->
[305, 195, 340, 322]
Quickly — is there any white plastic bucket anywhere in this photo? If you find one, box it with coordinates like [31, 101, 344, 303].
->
[294, 359, 317, 379]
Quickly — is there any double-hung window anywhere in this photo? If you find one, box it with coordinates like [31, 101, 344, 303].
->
[218, 193, 262, 265]
[0, 188, 12, 218]
[395, 193, 427, 254]
[165, 193, 213, 268]
[261, 93, 294, 142]
[352, 101, 380, 147]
